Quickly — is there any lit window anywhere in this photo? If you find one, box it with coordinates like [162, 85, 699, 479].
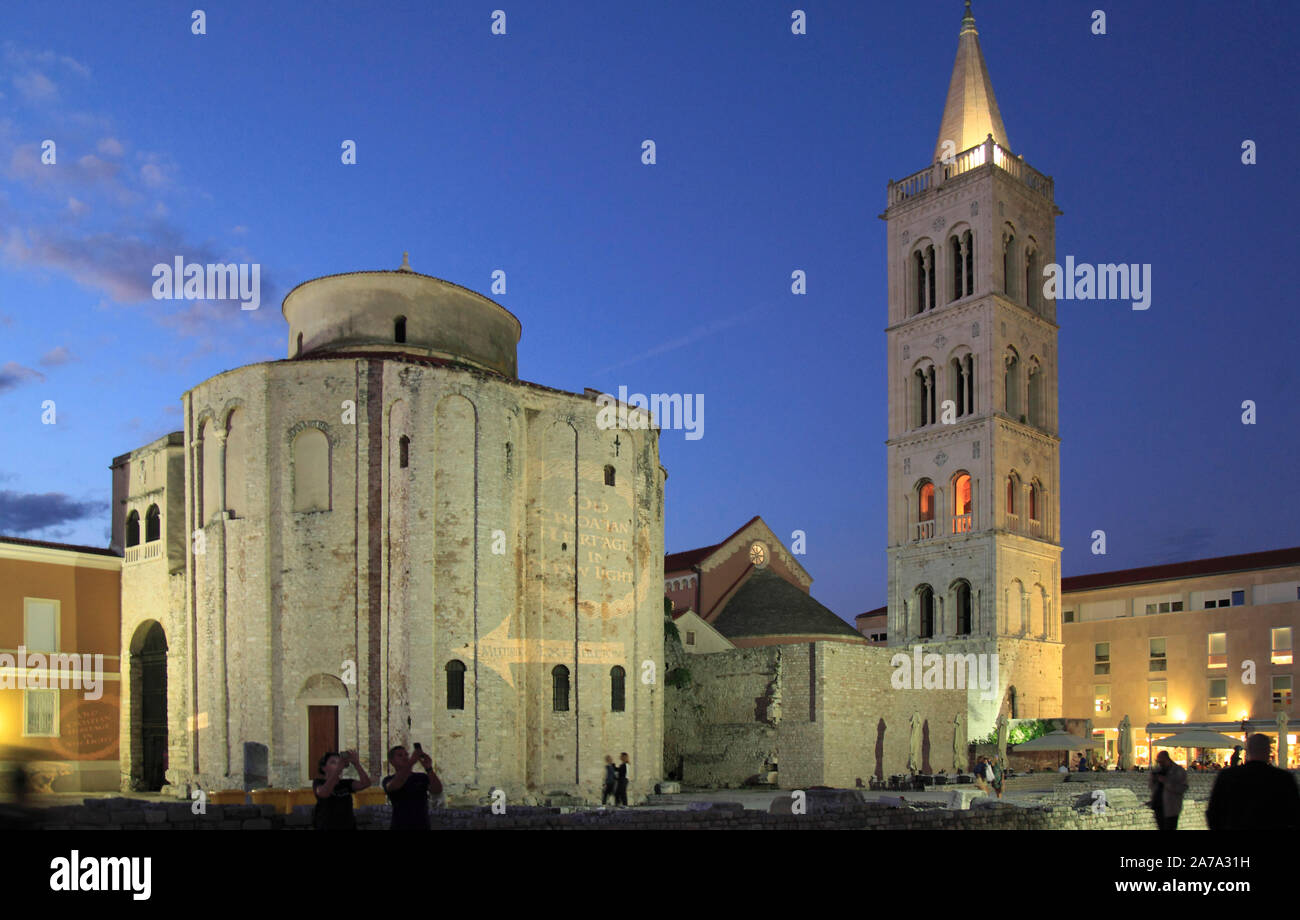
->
[1273, 676, 1293, 712]
[1208, 633, 1227, 669]
[1094, 685, 1110, 714]
[1273, 627, 1293, 666]
[1148, 680, 1167, 716]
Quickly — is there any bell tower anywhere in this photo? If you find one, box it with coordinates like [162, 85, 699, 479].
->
[883, 1, 1064, 738]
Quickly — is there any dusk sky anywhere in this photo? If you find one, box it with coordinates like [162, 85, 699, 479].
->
[1, 1, 1296, 622]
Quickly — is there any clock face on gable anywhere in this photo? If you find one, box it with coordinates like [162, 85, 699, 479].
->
[749, 541, 768, 568]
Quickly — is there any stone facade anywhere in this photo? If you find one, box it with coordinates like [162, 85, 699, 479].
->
[665, 641, 966, 788]
[114, 265, 666, 803]
[884, 6, 1063, 740]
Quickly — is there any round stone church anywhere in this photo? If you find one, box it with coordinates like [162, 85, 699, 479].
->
[113, 256, 665, 803]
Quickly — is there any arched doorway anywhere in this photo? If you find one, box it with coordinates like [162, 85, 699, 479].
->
[131, 621, 168, 791]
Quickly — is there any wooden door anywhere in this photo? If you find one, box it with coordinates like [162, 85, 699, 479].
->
[307, 705, 339, 780]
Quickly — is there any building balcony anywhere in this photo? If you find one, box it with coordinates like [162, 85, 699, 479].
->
[914, 519, 936, 541]
[124, 541, 162, 565]
[888, 138, 1054, 208]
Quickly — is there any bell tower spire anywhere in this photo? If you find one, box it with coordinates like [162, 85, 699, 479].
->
[934, 0, 1011, 162]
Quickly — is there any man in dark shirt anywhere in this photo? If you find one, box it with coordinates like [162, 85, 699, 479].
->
[1206, 733, 1300, 830]
[313, 750, 372, 830]
[614, 752, 630, 806]
[382, 744, 437, 830]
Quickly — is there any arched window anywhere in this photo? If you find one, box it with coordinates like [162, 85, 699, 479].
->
[949, 234, 962, 303]
[952, 473, 972, 533]
[292, 427, 331, 512]
[399, 435, 410, 469]
[445, 659, 466, 709]
[917, 585, 935, 639]
[225, 409, 248, 519]
[1025, 245, 1040, 313]
[125, 510, 140, 547]
[1004, 348, 1021, 418]
[1006, 472, 1019, 518]
[1002, 228, 1017, 299]
[1029, 481, 1039, 522]
[610, 665, 626, 712]
[552, 665, 570, 712]
[963, 231, 974, 297]
[912, 363, 936, 428]
[145, 504, 161, 542]
[394, 315, 407, 344]
[912, 244, 935, 315]
[604, 465, 616, 487]
[1027, 359, 1043, 427]
[955, 581, 973, 635]
[916, 480, 935, 541]
[949, 353, 974, 417]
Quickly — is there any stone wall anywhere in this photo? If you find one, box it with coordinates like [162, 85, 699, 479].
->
[666, 642, 965, 789]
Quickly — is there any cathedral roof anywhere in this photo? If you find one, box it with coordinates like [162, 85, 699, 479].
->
[711, 568, 862, 643]
[934, 1, 1011, 162]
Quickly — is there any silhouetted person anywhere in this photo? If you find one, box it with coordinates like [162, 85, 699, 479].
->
[313, 750, 372, 830]
[382, 743, 435, 830]
[615, 752, 630, 806]
[1148, 750, 1187, 831]
[1206, 733, 1300, 831]
[1229, 745, 1243, 768]
[601, 755, 617, 806]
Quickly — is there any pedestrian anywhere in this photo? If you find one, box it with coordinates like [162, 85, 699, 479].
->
[614, 752, 630, 806]
[988, 755, 1004, 800]
[1206, 733, 1300, 830]
[382, 742, 436, 830]
[1229, 745, 1243, 768]
[313, 750, 372, 830]
[601, 754, 617, 806]
[1147, 750, 1187, 831]
[973, 756, 989, 792]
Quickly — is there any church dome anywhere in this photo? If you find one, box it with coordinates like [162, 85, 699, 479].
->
[281, 254, 522, 377]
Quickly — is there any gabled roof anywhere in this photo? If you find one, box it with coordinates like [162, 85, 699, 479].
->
[711, 568, 861, 642]
[934, 1, 1011, 161]
[665, 515, 761, 572]
[1062, 546, 1300, 593]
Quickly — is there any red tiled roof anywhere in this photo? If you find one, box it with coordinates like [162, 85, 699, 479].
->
[665, 516, 762, 573]
[1062, 546, 1300, 593]
[855, 605, 887, 623]
[0, 535, 119, 557]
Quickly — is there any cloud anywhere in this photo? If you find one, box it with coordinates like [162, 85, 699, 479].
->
[0, 361, 45, 392]
[12, 71, 57, 103]
[96, 137, 124, 157]
[0, 489, 106, 535]
[66, 196, 88, 216]
[39, 346, 76, 366]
